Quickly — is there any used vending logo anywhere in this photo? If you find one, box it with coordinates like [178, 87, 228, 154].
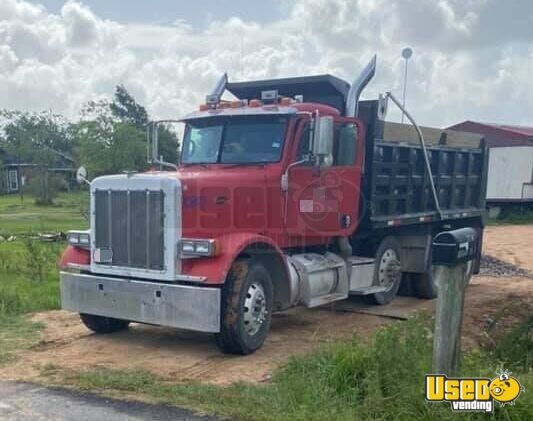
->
[425, 370, 523, 413]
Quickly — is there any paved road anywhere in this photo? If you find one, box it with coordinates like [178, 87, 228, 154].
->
[0, 382, 215, 421]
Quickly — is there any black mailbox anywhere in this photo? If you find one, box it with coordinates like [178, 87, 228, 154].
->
[432, 228, 477, 266]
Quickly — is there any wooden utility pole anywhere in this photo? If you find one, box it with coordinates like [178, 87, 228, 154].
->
[432, 262, 469, 375]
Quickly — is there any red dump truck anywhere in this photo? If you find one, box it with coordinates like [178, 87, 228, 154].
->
[59, 57, 488, 354]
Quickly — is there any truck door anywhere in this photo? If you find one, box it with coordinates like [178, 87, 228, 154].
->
[285, 117, 364, 237]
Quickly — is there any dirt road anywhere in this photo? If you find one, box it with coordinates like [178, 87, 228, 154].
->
[1, 225, 531, 386]
[483, 225, 533, 270]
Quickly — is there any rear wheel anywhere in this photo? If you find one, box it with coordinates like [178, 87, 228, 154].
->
[80, 313, 130, 333]
[412, 267, 438, 299]
[414, 260, 474, 299]
[215, 259, 273, 355]
[365, 237, 402, 305]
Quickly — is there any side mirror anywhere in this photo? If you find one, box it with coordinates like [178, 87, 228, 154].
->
[312, 116, 334, 166]
[76, 166, 90, 185]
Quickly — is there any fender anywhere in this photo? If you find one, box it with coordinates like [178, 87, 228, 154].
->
[58, 245, 90, 269]
[181, 232, 290, 285]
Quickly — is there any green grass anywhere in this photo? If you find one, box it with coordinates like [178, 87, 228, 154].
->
[0, 316, 43, 365]
[71, 315, 533, 421]
[0, 240, 62, 365]
[0, 241, 62, 317]
[0, 190, 88, 236]
[488, 209, 533, 225]
[0, 192, 74, 364]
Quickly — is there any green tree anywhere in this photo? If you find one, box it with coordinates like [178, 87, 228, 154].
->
[1, 110, 72, 159]
[110, 85, 179, 164]
[0, 110, 73, 204]
[110, 85, 148, 130]
[75, 85, 179, 171]
[73, 116, 146, 177]
[154, 124, 180, 165]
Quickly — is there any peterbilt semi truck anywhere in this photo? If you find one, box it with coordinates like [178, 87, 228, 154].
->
[59, 57, 488, 354]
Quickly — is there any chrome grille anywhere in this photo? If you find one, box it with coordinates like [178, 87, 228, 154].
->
[94, 189, 165, 270]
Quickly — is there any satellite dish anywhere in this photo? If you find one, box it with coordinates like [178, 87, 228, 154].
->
[76, 166, 89, 185]
[402, 47, 413, 60]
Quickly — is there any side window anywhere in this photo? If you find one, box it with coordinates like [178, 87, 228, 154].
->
[333, 123, 357, 166]
[296, 123, 312, 162]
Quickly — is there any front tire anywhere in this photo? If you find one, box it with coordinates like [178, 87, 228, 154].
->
[80, 313, 130, 334]
[215, 259, 273, 355]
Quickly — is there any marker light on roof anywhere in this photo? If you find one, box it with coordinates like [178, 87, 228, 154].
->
[261, 89, 278, 103]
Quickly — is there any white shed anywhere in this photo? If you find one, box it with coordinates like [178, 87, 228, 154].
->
[487, 146, 533, 202]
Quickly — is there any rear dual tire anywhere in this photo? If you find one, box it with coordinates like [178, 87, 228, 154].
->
[413, 260, 474, 299]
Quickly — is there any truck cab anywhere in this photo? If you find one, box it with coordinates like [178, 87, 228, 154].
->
[60, 59, 488, 354]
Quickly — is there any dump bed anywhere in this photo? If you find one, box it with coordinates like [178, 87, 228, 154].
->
[358, 100, 489, 229]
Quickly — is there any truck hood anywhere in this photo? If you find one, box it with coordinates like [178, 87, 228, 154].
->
[175, 166, 268, 236]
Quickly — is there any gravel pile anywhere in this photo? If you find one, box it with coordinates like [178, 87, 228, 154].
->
[479, 254, 532, 278]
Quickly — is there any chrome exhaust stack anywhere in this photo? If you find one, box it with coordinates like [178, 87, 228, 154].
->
[345, 54, 377, 118]
[206, 73, 228, 107]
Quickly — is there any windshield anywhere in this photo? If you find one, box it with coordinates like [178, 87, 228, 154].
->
[181, 116, 288, 164]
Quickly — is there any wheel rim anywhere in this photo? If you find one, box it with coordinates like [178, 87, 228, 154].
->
[378, 249, 401, 292]
[243, 282, 268, 336]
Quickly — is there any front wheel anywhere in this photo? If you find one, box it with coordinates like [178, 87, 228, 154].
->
[80, 313, 130, 333]
[215, 259, 273, 355]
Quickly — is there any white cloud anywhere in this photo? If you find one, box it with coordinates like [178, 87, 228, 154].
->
[0, 0, 532, 127]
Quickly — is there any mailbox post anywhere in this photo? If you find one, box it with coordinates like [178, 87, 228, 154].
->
[431, 227, 477, 375]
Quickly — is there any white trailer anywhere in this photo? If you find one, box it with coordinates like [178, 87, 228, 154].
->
[486, 146, 533, 216]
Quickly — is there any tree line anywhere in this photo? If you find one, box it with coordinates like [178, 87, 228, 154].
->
[0, 85, 179, 180]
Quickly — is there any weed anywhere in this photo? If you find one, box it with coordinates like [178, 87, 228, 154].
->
[69, 315, 533, 421]
[0, 242, 61, 318]
[21, 238, 61, 282]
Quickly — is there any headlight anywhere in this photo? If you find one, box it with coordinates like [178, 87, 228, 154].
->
[67, 230, 90, 249]
[179, 239, 218, 257]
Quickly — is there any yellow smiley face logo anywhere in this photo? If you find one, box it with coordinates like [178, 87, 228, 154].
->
[489, 376, 522, 403]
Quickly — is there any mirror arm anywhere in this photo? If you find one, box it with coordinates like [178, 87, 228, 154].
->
[148, 120, 180, 170]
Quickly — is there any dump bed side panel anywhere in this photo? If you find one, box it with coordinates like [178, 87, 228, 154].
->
[357, 101, 488, 229]
[368, 141, 487, 227]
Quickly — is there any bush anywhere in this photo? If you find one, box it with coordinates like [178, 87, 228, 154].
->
[26, 170, 64, 205]
[0, 242, 61, 318]
[22, 238, 60, 282]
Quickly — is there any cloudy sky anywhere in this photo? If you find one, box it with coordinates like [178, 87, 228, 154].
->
[1, 0, 532, 127]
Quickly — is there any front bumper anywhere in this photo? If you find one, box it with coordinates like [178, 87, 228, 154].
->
[60, 271, 221, 333]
